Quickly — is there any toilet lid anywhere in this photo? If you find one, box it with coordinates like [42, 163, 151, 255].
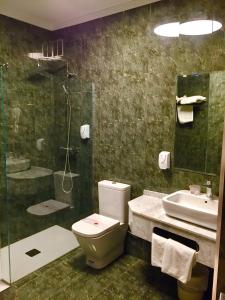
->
[72, 213, 120, 238]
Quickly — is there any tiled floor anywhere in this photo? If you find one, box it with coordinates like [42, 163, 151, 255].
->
[1, 248, 178, 300]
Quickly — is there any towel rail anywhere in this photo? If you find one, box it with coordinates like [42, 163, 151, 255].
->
[153, 227, 199, 251]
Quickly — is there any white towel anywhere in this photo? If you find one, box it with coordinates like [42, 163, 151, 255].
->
[176, 95, 206, 105]
[161, 239, 196, 284]
[151, 233, 167, 268]
[177, 105, 194, 124]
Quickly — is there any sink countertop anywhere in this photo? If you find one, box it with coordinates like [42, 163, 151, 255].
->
[128, 190, 217, 242]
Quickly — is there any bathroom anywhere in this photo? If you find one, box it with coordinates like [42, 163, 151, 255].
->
[0, 0, 225, 299]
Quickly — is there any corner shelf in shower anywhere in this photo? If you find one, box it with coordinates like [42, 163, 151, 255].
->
[7, 166, 53, 180]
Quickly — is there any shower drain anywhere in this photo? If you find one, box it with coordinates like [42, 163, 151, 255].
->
[25, 249, 41, 257]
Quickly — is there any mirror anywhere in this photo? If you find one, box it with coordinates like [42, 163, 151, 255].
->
[174, 71, 225, 175]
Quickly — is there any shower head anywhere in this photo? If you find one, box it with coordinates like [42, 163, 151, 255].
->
[62, 84, 69, 95]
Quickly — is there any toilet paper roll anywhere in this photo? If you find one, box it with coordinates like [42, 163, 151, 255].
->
[36, 138, 45, 151]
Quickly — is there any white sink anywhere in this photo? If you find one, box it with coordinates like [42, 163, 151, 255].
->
[162, 191, 218, 230]
[6, 158, 31, 174]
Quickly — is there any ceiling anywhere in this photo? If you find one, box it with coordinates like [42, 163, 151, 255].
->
[0, 0, 160, 31]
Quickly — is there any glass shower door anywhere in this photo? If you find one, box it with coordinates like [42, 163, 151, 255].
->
[1, 58, 93, 283]
[0, 63, 11, 284]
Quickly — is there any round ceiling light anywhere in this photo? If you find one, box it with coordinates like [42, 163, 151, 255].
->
[154, 20, 222, 37]
[179, 20, 222, 35]
[153, 22, 180, 37]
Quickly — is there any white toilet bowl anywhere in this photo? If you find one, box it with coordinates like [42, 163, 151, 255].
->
[72, 213, 128, 269]
[72, 180, 130, 269]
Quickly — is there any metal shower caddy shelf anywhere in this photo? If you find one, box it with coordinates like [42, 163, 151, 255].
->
[28, 39, 64, 61]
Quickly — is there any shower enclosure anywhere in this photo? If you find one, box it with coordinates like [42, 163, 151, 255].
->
[0, 55, 93, 283]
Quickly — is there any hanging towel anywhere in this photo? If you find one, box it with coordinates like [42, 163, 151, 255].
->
[161, 239, 196, 284]
[177, 105, 194, 124]
[176, 95, 206, 105]
[151, 233, 167, 268]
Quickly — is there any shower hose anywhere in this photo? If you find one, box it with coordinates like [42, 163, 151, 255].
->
[61, 91, 73, 194]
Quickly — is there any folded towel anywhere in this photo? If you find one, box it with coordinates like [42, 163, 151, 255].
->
[151, 233, 167, 268]
[176, 95, 206, 105]
[161, 239, 196, 284]
[177, 105, 193, 124]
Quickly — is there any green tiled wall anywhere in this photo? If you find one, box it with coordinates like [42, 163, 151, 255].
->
[0, 16, 54, 170]
[207, 71, 225, 175]
[55, 0, 225, 210]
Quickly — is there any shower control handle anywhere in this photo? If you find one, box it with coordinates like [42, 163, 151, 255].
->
[59, 146, 79, 154]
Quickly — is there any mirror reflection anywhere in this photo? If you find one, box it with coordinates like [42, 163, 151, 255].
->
[174, 71, 225, 175]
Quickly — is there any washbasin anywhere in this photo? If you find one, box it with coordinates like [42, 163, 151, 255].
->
[6, 158, 31, 174]
[162, 191, 218, 230]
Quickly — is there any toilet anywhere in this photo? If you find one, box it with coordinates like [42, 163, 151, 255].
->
[72, 180, 130, 269]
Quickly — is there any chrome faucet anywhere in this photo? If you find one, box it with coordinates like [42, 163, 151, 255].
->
[203, 180, 213, 199]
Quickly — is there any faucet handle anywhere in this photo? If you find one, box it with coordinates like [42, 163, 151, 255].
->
[203, 180, 212, 188]
[204, 180, 213, 199]
[207, 180, 212, 188]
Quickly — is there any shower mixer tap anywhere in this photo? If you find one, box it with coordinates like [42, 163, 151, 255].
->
[60, 146, 79, 154]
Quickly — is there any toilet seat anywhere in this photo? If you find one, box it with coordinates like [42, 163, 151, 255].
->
[72, 213, 120, 238]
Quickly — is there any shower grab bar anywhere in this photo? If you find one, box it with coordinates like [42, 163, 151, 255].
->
[153, 227, 199, 251]
[0, 123, 13, 128]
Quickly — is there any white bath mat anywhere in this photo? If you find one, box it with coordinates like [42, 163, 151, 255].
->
[0, 225, 79, 283]
[26, 199, 70, 216]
